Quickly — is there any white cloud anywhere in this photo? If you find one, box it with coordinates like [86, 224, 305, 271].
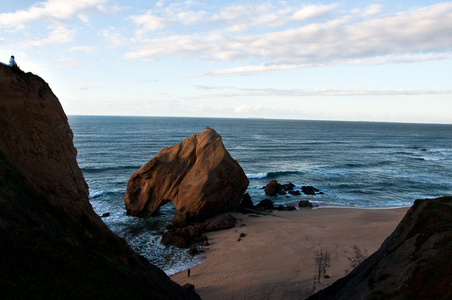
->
[290, 4, 339, 22]
[102, 27, 128, 47]
[176, 10, 207, 25]
[195, 54, 452, 77]
[352, 4, 383, 17]
[208, 3, 338, 32]
[0, 0, 114, 28]
[125, 2, 452, 72]
[129, 2, 338, 36]
[129, 1, 207, 35]
[27, 25, 76, 47]
[194, 64, 311, 77]
[124, 33, 225, 60]
[130, 10, 170, 32]
[195, 85, 452, 98]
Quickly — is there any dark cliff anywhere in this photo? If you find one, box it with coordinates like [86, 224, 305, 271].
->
[0, 63, 200, 299]
[307, 196, 452, 300]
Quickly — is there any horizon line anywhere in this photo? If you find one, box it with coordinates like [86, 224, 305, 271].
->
[67, 114, 452, 126]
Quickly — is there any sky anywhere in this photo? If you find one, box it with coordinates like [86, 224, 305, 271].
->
[1, 0, 452, 124]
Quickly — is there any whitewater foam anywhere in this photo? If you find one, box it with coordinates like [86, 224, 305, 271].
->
[247, 172, 268, 179]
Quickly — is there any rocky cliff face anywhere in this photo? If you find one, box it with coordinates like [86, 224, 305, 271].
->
[125, 127, 249, 227]
[0, 64, 90, 220]
[0, 64, 199, 299]
[307, 196, 452, 300]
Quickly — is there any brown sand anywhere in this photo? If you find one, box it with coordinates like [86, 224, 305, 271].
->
[170, 206, 408, 299]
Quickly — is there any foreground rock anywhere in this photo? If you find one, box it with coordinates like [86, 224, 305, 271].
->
[125, 127, 249, 227]
[205, 214, 237, 232]
[307, 196, 452, 300]
[256, 199, 275, 210]
[298, 200, 313, 208]
[162, 215, 237, 248]
[239, 193, 254, 210]
[0, 64, 199, 299]
[264, 180, 322, 196]
[301, 186, 322, 195]
[264, 180, 294, 196]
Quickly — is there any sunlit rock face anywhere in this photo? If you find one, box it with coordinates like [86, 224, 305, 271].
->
[124, 127, 249, 227]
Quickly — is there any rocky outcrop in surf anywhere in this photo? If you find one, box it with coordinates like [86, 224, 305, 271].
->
[264, 180, 323, 196]
[0, 63, 199, 299]
[307, 196, 452, 300]
[124, 127, 249, 227]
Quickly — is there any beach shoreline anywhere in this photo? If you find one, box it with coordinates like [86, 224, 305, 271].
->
[170, 206, 409, 299]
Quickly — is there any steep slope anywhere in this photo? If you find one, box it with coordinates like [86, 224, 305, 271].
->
[307, 196, 452, 300]
[0, 63, 199, 299]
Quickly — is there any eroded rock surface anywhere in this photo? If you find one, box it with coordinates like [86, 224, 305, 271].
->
[0, 64, 91, 222]
[125, 127, 249, 227]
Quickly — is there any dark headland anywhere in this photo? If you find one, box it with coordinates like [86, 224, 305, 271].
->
[0, 63, 200, 299]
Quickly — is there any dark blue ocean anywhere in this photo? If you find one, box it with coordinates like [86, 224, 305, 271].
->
[69, 116, 452, 275]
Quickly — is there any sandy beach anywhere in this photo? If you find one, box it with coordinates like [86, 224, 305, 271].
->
[170, 206, 409, 299]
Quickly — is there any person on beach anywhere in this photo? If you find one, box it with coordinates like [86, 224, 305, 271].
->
[188, 268, 191, 277]
[9, 55, 17, 67]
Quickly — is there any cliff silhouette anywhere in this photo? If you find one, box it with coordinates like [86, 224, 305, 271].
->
[307, 196, 452, 300]
[0, 63, 199, 299]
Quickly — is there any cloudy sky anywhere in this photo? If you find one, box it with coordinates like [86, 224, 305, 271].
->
[1, 0, 452, 123]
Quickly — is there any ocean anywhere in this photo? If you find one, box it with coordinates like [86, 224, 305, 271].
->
[69, 116, 452, 275]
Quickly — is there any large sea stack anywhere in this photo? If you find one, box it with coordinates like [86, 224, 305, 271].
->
[307, 196, 452, 300]
[0, 64, 199, 299]
[124, 127, 249, 227]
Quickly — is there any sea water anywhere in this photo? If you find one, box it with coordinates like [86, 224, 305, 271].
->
[69, 116, 452, 275]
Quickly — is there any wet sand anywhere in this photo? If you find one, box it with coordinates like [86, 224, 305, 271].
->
[170, 206, 408, 299]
